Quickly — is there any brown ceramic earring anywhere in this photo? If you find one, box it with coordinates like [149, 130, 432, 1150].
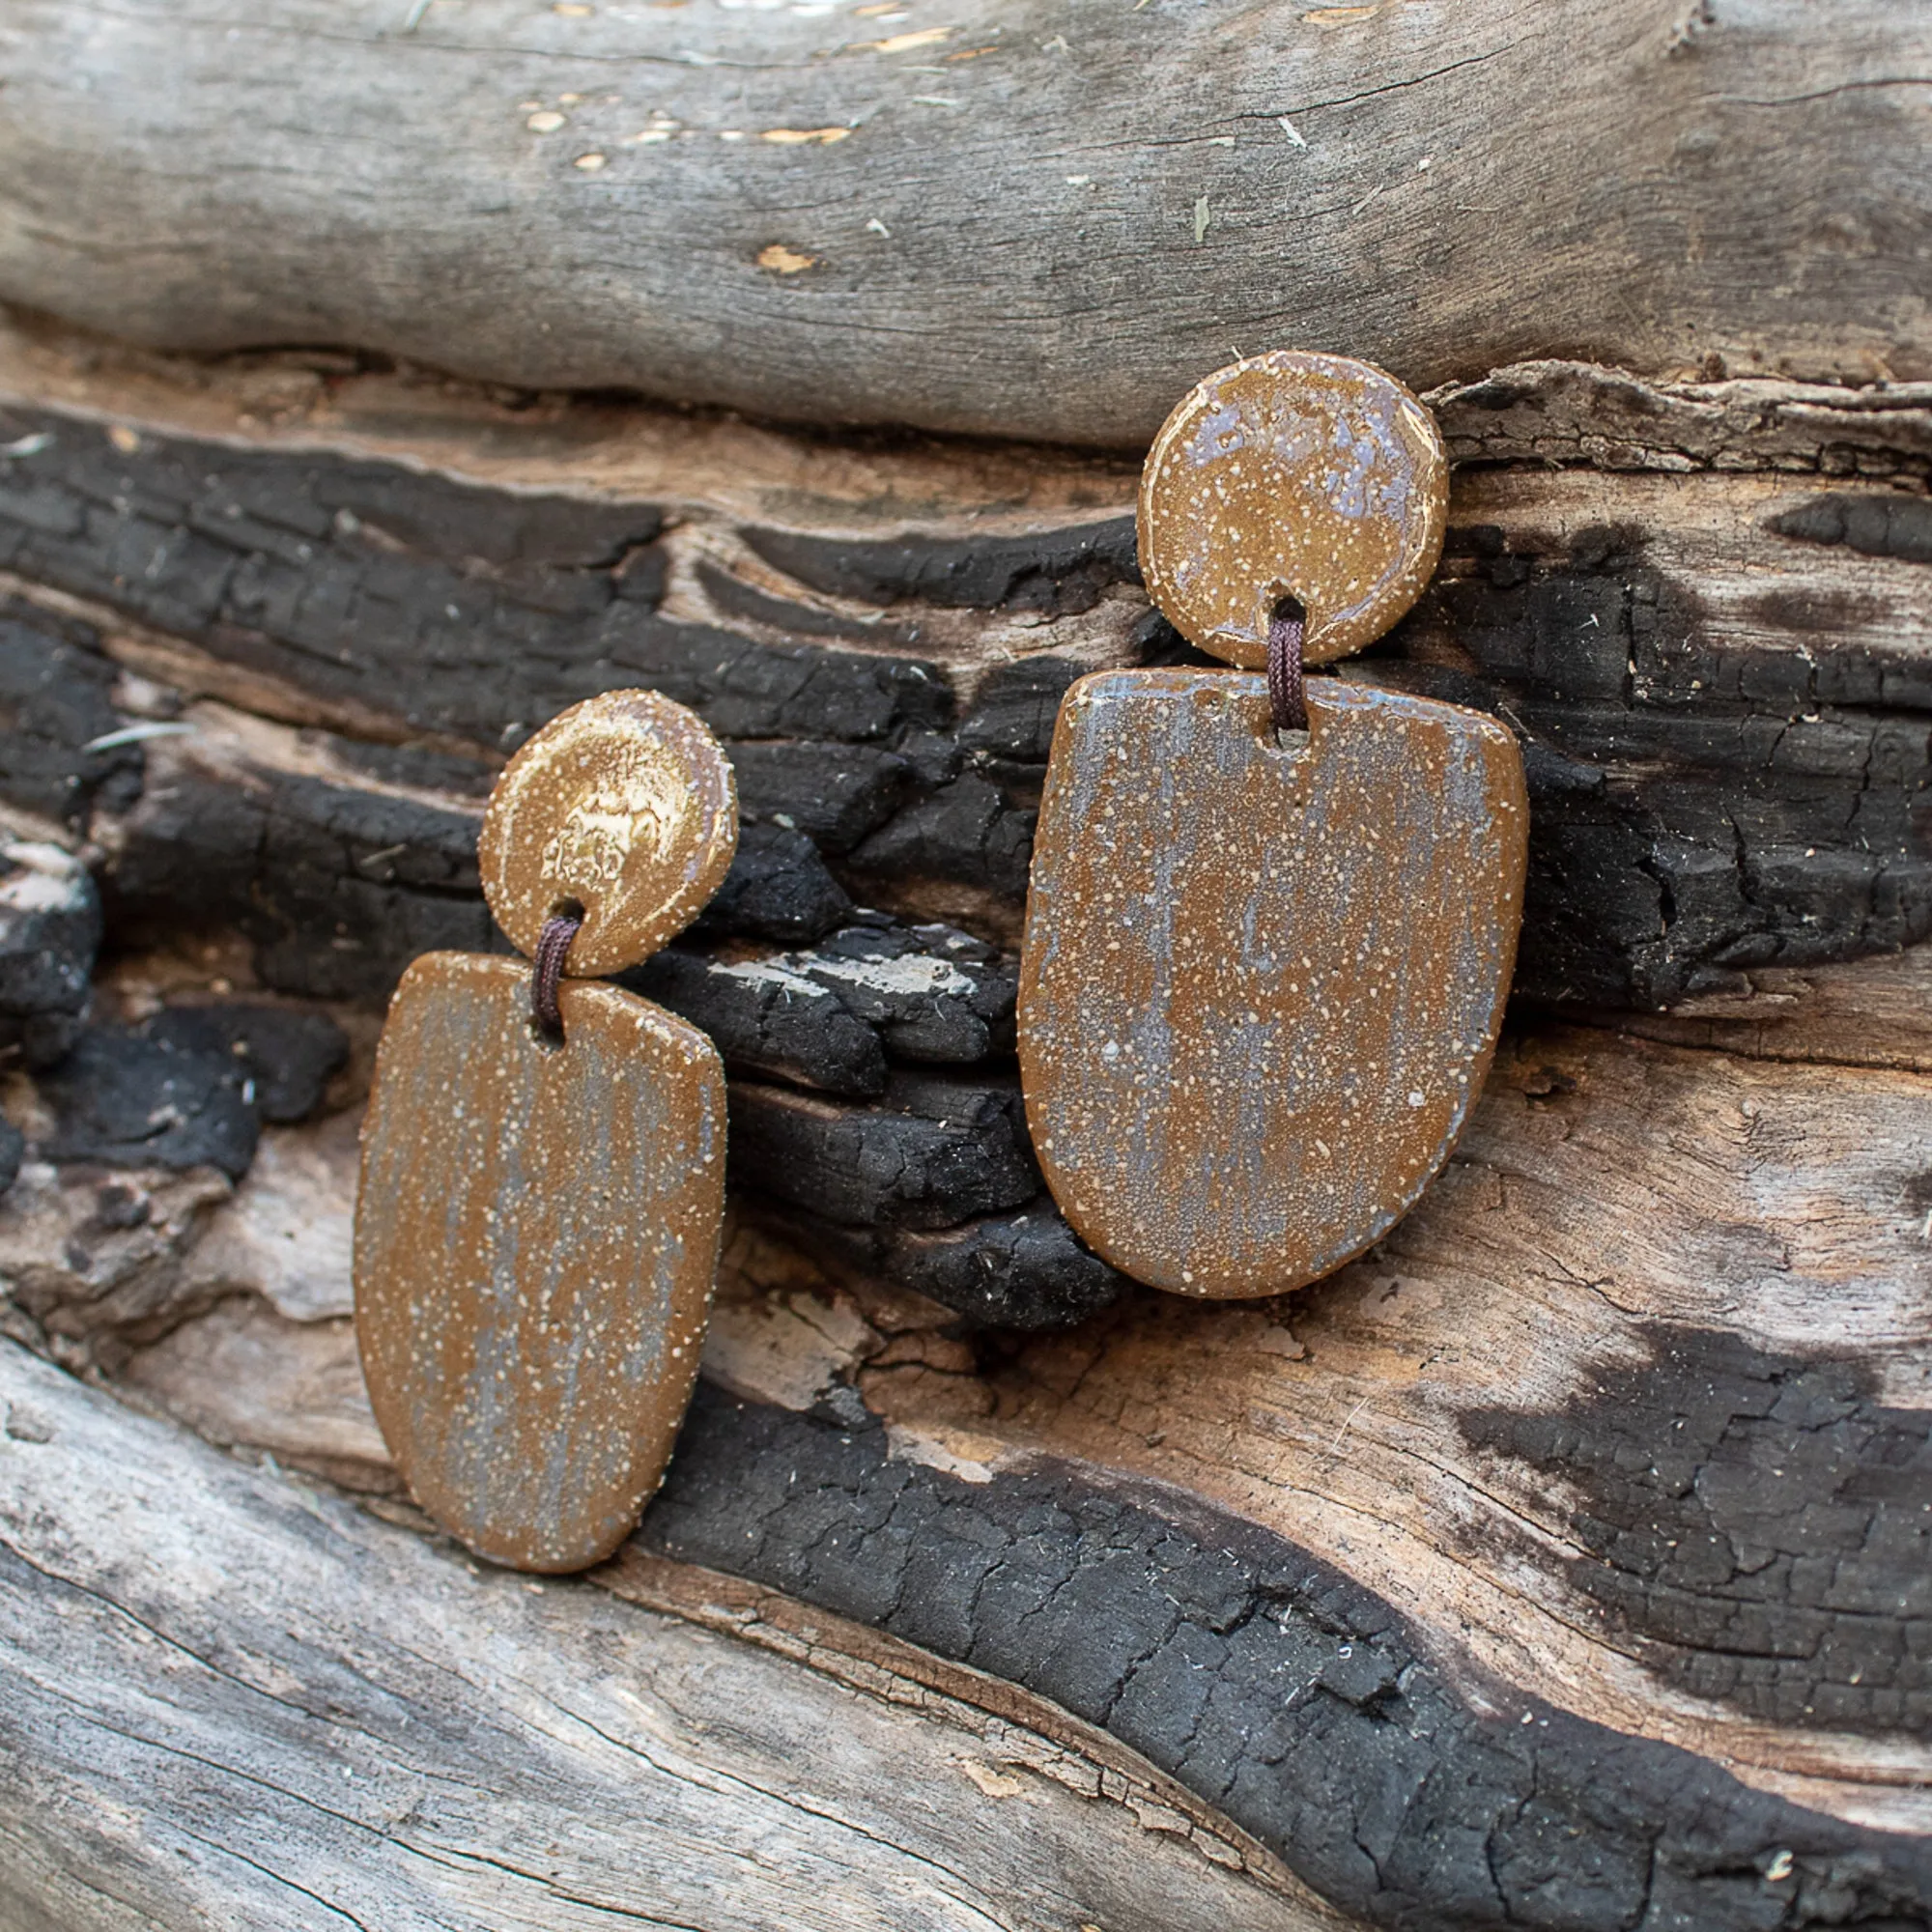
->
[1019, 352, 1528, 1299]
[355, 689, 736, 1572]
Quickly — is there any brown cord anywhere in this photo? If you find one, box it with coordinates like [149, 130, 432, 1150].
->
[531, 911, 583, 1037]
[1267, 601, 1308, 735]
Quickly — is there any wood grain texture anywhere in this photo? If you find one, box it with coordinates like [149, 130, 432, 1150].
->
[0, 341, 1922, 1341]
[1021, 671, 1525, 1296]
[0, 328, 1920, 1013]
[1139, 353, 1448, 668]
[0, 1340, 1340, 1932]
[10, 992, 1931, 1926]
[355, 954, 724, 1570]
[0, 0, 1927, 443]
[7, 960, 1931, 1918]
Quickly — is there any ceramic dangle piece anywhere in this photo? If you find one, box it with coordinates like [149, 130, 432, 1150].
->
[1019, 352, 1528, 1299]
[355, 690, 736, 1572]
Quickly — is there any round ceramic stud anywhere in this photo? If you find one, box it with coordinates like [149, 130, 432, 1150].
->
[1138, 350, 1448, 669]
[479, 689, 737, 976]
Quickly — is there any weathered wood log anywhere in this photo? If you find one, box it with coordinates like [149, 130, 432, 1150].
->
[0, 1340, 1335, 1932]
[2, 343, 1926, 1006]
[0, 332, 1924, 1337]
[9, 983, 1932, 1925]
[2, 0, 1929, 443]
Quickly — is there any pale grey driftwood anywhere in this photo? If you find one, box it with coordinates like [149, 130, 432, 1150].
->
[0, 1340, 1339, 1932]
[0, 0, 1926, 443]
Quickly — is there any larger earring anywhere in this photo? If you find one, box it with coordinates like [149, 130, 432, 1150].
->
[1019, 353, 1528, 1299]
[355, 690, 736, 1572]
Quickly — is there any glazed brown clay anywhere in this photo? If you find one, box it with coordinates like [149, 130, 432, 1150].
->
[358, 687, 736, 1570]
[1138, 351, 1447, 669]
[479, 688, 738, 976]
[1018, 670, 1526, 1299]
[355, 953, 724, 1571]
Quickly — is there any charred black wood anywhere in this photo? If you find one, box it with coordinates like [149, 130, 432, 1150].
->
[1768, 493, 1932, 566]
[646, 1387, 1932, 1932]
[32, 1003, 349, 1178]
[694, 561, 923, 650]
[783, 918, 1016, 1063]
[777, 1199, 1125, 1331]
[1461, 1322, 1932, 1738]
[726, 1072, 1038, 1234]
[37, 1027, 262, 1179]
[727, 739, 912, 854]
[741, 517, 1140, 616]
[0, 600, 145, 828]
[142, 1005, 349, 1125]
[1378, 519, 1932, 1007]
[0, 406, 951, 752]
[1, 621, 1103, 1315]
[105, 744, 496, 1004]
[632, 947, 889, 1098]
[323, 735, 495, 799]
[0, 839, 99, 1070]
[958, 656, 1092, 764]
[8, 403, 1921, 1009]
[687, 822, 854, 948]
[632, 918, 1016, 1099]
[847, 774, 1036, 899]
[93, 725, 863, 997]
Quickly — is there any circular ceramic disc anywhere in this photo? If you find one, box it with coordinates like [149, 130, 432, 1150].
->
[1138, 351, 1448, 668]
[480, 690, 738, 975]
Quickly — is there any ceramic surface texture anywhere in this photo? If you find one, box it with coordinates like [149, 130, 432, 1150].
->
[355, 953, 725, 1570]
[479, 689, 738, 974]
[1138, 352, 1447, 669]
[1019, 670, 1526, 1299]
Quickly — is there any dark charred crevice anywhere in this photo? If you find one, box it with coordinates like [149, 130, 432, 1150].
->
[0, 600, 146, 828]
[0, 404, 952, 752]
[0, 589, 1112, 1320]
[4, 404, 1928, 1012]
[644, 1384, 1932, 1932]
[1459, 1322, 1932, 1738]
[1767, 495, 1932, 566]
[741, 517, 1141, 616]
[1382, 520, 1932, 1005]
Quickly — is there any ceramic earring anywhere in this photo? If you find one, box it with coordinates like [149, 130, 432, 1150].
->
[1019, 352, 1528, 1299]
[355, 690, 736, 1572]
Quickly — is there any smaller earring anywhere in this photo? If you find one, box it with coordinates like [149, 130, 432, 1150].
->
[355, 690, 737, 1573]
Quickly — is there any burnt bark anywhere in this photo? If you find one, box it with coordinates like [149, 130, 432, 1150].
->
[643, 1382, 1932, 1932]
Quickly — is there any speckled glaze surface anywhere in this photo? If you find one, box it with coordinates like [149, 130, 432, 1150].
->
[479, 688, 737, 976]
[1019, 670, 1526, 1299]
[1138, 352, 1447, 668]
[355, 953, 725, 1571]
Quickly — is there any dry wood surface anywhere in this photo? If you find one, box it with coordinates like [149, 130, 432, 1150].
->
[1, 1341, 1333, 1932]
[0, 0, 1927, 443]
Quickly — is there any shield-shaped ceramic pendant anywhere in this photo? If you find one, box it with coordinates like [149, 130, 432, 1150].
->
[1019, 670, 1525, 1298]
[1017, 351, 1528, 1298]
[355, 689, 736, 1571]
[356, 954, 724, 1570]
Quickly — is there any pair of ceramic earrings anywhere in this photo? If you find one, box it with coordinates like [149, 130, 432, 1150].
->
[355, 351, 1528, 1573]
